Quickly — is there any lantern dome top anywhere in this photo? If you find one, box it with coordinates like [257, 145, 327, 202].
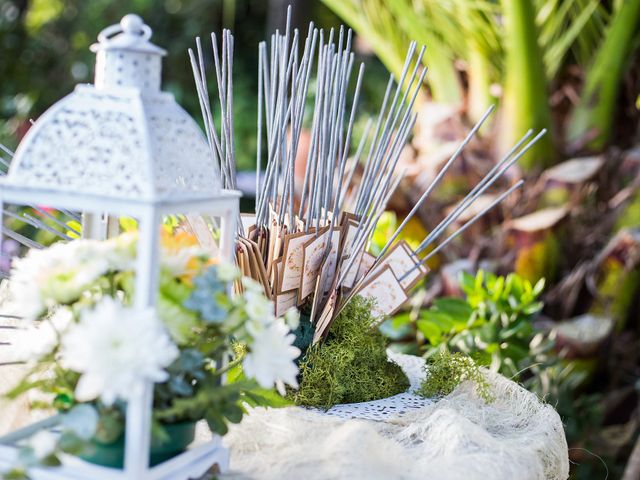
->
[3, 14, 221, 203]
[90, 14, 166, 56]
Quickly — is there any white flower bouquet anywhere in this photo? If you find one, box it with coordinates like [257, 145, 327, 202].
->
[5, 230, 300, 472]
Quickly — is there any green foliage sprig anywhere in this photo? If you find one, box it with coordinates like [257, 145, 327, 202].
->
[418, 350, 493, 403]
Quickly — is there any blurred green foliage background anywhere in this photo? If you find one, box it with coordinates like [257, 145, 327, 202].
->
[0, 0, 391, 171]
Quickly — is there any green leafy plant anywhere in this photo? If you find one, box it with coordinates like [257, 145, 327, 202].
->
[289, 296, 409, 409]
[417, 271, 544, 378]
[418, 349, 493, 403]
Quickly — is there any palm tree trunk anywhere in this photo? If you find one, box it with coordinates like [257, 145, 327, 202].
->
[499, 0, 554, 170]
[566, 0, 640, 151]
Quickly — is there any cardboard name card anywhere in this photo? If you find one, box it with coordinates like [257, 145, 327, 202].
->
[239, 237, 271, 298]
[313, 287, 338, 344]
[321, 228, 342, 294]
[299, 226, 330, 302]
[344, 251, 376, 289]
[340, 250, 364, 289]
[338, 218, 360, 254]
[364, 240, 428, 292]
[275, 290, 298, 317]
[279, 230, 317, 294]
[240, 213, 257, 234]
[354, 266, 408, 320]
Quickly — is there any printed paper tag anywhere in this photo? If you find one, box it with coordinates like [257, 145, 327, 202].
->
[279, 230, 316, 293]
[275, 290, 298, 317]
[363, 241, 428, 291]
[355, 266, 408, 319]
[298, 226, 330, 302]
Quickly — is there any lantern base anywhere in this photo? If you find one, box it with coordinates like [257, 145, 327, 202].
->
[0, 419, 229, 480]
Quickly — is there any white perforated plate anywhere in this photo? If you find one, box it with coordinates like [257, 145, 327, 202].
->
[322, 351, 433, 421]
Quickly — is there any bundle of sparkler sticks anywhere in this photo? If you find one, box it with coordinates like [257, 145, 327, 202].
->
[0, 8, 545, 345]
[189, 8, 546, 343]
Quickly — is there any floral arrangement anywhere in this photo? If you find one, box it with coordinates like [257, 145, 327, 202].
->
[5, 231, 300, 471]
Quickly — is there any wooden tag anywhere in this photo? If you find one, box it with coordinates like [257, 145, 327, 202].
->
[278, 229, 316, 294]
[363, 241, 429, 292]
[275, 290, 298, 317]
[313, 287, 339, 344]
[354, 266, 408, 320]
[298, 226, 330, 303]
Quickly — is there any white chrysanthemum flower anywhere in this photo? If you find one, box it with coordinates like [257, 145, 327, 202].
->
[16, 308, 73, 361]
[244, 290, 274, 322]
[245, 317, 268, 339]
[59, 298, 178, 406]
[241, 276, 264, 294]
[243, 318, 300, 395]
[216, 261, 240, 281]
[10, 240, 110, 320]
[102, 232, 138, 271]
[28, 430, 57, 460]
[102, 232, 206, 276]
[284, 308, 300, 330]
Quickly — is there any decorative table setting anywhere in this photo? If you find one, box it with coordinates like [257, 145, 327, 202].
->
[219, 350, 569, 480]
[0, 9, 569, 480]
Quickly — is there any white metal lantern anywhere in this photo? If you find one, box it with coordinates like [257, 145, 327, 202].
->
[0, 14, 238, 480]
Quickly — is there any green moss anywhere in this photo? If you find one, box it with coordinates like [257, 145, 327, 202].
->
[288, 297, 409, 409]
[418, 350, 493, 403]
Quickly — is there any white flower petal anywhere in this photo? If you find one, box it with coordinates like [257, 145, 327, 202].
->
[217, 262, 240, 281]
[243, 318, 300, 394]
[59, 298, 178, 405]
[28, 431, 57, 460]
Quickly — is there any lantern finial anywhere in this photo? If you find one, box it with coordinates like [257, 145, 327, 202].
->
[91, 14, 166, 92]
[120, 14, 145, 34]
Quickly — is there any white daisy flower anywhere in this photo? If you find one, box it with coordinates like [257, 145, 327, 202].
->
[59, 298, 178, 406]
[244, 290, 274, 322]
[102, 232, 138, 271]
[241, 276, 264, 294]
[284, 308, 300, 331]
[10, 240, 110, 320]
[243, 318, 300, 395]
[216, 261, 240, 282]
[16, 308, 73, 362]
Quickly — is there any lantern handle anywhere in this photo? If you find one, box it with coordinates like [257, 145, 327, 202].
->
[97, 14, 153, 45]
